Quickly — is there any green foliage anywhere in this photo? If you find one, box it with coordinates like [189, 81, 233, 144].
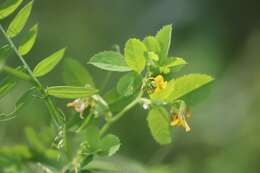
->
[63, 58, 95, 86]
[168, 74, 214, 101]
[116, 72, 142, 96]
[18, 24, 38, 55]
[6, 1, 32, 38]
[0, 0, 23, 20]
[125, 38, 147, 73]
[89, 51, 131, 72]
[155, 25, 172, 63]
[46, 86, 98, 99]
[33, 48, 66, 77]
[147, 107, 172, 145]
[0, 1, 215, 170]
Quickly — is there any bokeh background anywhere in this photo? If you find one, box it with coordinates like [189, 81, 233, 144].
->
[1, 0, 260, 172]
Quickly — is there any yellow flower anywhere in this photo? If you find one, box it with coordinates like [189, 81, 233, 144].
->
[171, 112, 191, 132]
[153, 75, 167, 93]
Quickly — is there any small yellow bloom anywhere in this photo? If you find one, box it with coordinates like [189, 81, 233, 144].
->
[153, 75, 167, 93]
[171, 113, 191, 132]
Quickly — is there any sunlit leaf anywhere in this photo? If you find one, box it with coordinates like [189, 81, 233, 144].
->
[155, 25, 172, 63]
[0, 0, 23, 20]
[116, 72, 142, 96]
[6, 1, 33, 38]
[63, 58, 95, 86]
[143, 36, 161, 54]
[88, 51, 131, 72]
[147, 107, 172, 145]
[33, 48, 66, 77]
[124, 38, 147, 73]
[18, 24, 38, 55]
[168, 74, 214, 101]
[150, 79, 175, 102]
[160, 57, 187, 73]
[46, 86, 98, 99]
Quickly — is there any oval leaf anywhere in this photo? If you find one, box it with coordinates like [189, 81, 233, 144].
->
[124, 38, 146, 73]
[155, 25, 172, 63]
[18, 24, 38, 56]
[6, 1, 33, 38]
[143, 36, 161, 54]
[116, 72, 142, 97]
[150, 79, 175, 102]
[88, 51, 131, 72]
[99, 134, 120, 157]
[0, 0, 23, 20]
[169, 74, 214, 101]
[33, 48, 66, 77]
[63, 58, 95, 87]
[46, 86, 98, 99]
[147, 107, 172, 145]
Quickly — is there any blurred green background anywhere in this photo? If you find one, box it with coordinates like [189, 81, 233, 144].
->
[1, 0, 260, 172]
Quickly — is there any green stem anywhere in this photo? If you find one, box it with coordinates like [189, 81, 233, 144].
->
[2, 66, 31, 81]
[100, 72, 112, 93]
[0, 24, 61, 127]
[76, 113, 93, 133]
[99, 90, 143, 136]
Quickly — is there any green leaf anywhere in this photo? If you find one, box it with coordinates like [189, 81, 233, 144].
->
[150, 79, 175, 102]
[63, 58, 95, 87]
[46, 86, 98, 99]
[88, 51, 131, 72]
[84, 125, 101, 153]
[99, 134, 120, 156]
[0, 76, 16, 99]
[18, 24, 38, 55]
[159, 57, 187, 74]
[147, 107, 172, 145]
[169, 74, 214, 101]
[33, 48, 66, 77]
[25, 127, 46, 152]
[0, 45, 11, 71]
[155, 25, 172, 62]
[0, 0, 23, 20]
[143, 36, 161, 54]
[6, 1, 33, 38]
[124, 38, 147, 73]
[116, 72, 142, 97]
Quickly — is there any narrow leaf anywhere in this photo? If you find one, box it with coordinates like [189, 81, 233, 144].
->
[18, 24, 38, 55]
[6, 1, 33, 38]
[63, 58, 95, 86]
[33, 48, 66, 77]
[147, 107, 172, 145]
[169, 74, 214, 101]
[124, 38, 146, 73]
[47, 86, 98, 99]
[0, 45, 11, 70]
[155, 25, 172, 62]
[0, 76, 16, 99]
[89, 51, 131, 72]
[0, 0, 23, 20]
[84, 125, 101, 153]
